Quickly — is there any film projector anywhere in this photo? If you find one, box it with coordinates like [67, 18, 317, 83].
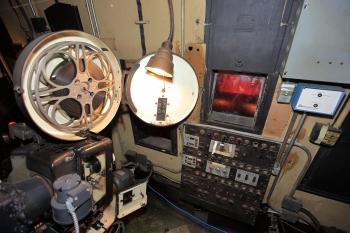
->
[0, 30, 152, 233]
[0, 29, 199, 233]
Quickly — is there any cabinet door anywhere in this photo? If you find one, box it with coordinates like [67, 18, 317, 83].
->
[206, 0, 287, 73]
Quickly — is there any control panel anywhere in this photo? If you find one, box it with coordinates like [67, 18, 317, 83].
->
[180, 123, 281, 225]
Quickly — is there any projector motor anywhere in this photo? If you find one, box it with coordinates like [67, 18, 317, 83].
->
[2, 123, 115, 233]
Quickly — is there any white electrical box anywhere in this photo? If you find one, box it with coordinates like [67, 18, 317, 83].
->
[291, 83, 345, 116]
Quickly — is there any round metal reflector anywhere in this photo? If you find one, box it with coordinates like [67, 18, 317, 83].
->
[13, 31, 122, 141]
[125, 54, 198, 126]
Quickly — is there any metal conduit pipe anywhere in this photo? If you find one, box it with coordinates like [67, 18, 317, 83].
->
[266, 113, 307, 204]
[89, 0, 101, 39]
[276, 112, 298, 163]
[280, 113, 307, 167]
[266, 142, 312, 207]
[85, 0, 96, 37]
[288, 143, 312, 198]
[180, 0, 185, 56]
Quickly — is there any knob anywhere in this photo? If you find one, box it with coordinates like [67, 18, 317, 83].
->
[269, 145, 277, 152]
[261, 143, 268, 150]
[221, 135, 227, 141]
[200, 129, 206, 135]
[229, 136, 235, 142]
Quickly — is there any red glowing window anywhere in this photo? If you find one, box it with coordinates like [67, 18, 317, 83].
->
[212, 72, 265, 118]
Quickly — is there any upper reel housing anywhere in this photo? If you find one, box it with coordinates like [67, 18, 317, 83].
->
[13, 31, 122, 141]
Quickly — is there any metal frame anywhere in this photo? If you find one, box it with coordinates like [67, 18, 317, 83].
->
[202, 0, 304, 134]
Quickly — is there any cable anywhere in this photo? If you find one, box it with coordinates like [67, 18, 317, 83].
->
[278, 217, 287, 233]
[136, 0, 147, 56]
[148, 185, 228, 233]
[266, 113, 307, 204]
[265, 143, 313, 211]
[298, 216, 318, 233]
[106, 220, 125, 233]
[288, 143, 312, 197]
[280, 219, 308, 233]
[299, 208, 321, 232]
[66, 198, 80, 233]
[331, 93, 350, 127]
[276, 112, 298, 162]
[167, 0, 174, 42]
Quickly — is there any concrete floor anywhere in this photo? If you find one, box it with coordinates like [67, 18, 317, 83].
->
[124, 192, 211, 233]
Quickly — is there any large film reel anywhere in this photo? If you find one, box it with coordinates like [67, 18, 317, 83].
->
[13, 31, 122, 141]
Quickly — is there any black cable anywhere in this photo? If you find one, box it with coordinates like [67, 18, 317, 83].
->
[299, 208, 321, 232]
[167, 0, 174, 42]
[136, 0, 146, 56]
[298, 217, 318, 233]
[106, 220, 125, 233]
[148, 185, 228, 233]
[278, 217, 287, 233]
[280, 219, 308, 233]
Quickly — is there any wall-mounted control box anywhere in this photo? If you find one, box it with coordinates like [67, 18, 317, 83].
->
[180, 123, 281, 225]
[291, 83, 345, 116]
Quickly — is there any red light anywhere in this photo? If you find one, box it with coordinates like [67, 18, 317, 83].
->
[8, 122, 17, 125]
[215, 72, 263, 96]
[212, 72, 265, 117]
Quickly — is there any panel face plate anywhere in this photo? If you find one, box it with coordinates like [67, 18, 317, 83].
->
[283, 0, 350, 84]
[205, 161, 231, 178]
[291, 83, 345, 116]
[180, 123, 280, 225]
[235, 169, 259, 187]
[183, 134, 199, 149]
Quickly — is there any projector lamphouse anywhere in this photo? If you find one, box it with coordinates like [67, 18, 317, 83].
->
[13, 31, 122, 141]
